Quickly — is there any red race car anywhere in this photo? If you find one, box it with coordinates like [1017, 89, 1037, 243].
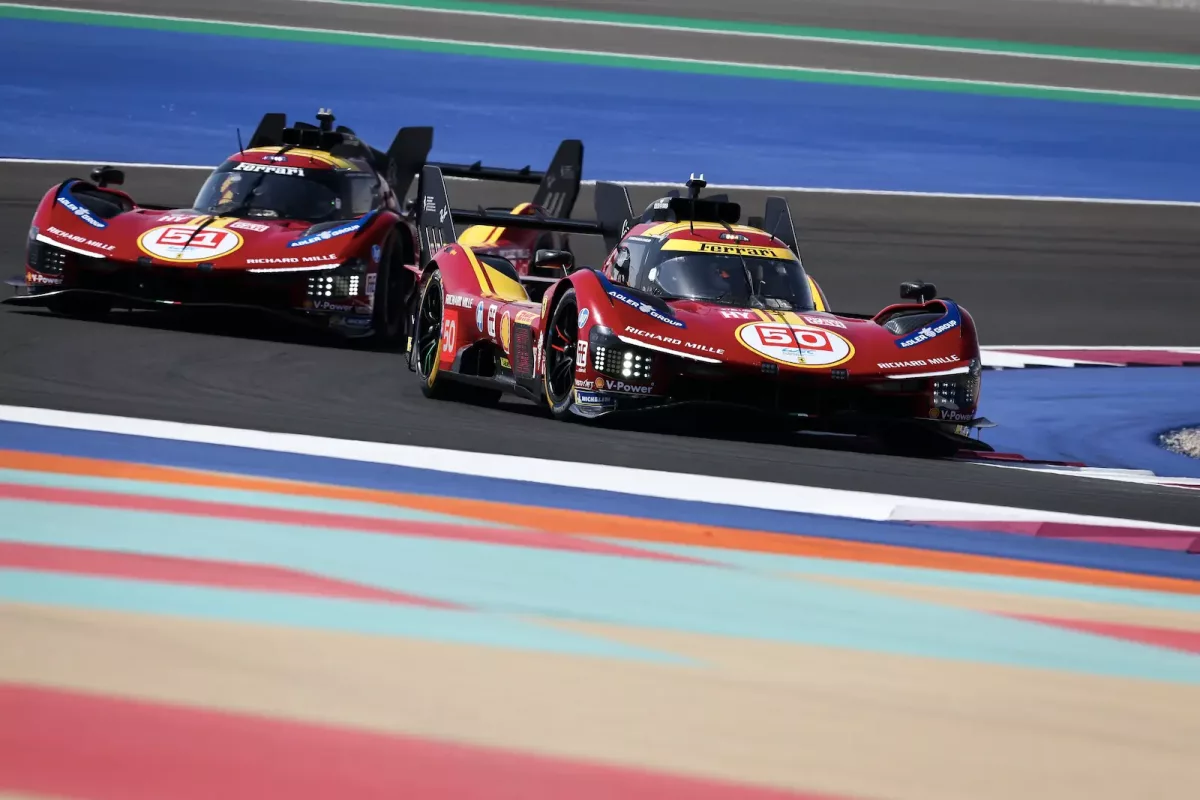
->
[409, 166, 992, 457]
[5, 108, 584, 349]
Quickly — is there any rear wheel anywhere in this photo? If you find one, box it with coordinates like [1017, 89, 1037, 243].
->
[413, 269, 501, 406]
[543, 288, 579, 421]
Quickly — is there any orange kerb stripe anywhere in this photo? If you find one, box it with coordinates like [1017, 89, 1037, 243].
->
[2, 449, 1197, 595]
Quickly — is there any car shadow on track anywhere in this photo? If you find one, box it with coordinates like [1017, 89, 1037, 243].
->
[5, 306, 375, 350]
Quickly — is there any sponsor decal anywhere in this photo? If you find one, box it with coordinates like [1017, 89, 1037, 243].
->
[500, 357, 511, 370]
[576, 341, 589, 371]
[803, 315, 846, 330]
[365, 273, 377, 297]
[500, 310, 512, 353]
[476, 300, 486, 331]
[575, 378, 595, 390]
[233, 162, 305, 176]
[354, 305, 372, 315]
[157, 213, 196, 223]
[661, 239, 794, 260]
[137, 224, 244, 263]
[719, 309, 756, 320]
[371, 244, 382, 264]
[229, 220, 270, 233]
[606, 287, 684, 328]
[422, 196, 436, 213]
[245, 257, 299, 265]
[332, 315, 372, 329]
[26, 270, 63, 285]
[575, 389, 616, 408]
[895, 303, 962, 349]
[735, 322, 854, 368]
[541, 292, 551, 318]
[55, 185, 107, 229]
[487, 303, 498, 338]
[46, 226, 114, 252]
[624, 326, 725, 356]
[287, 214, 371, 248]
[310, 299, 355, 312]
[877, 355, 961, 370]
[515, 310, 538, 326]
[445, 294, 474, 310]
[598, 271, 685, 329]
[597, 378, 653, 395]
[535, 330, 544, 376]
[578, 307, 589, 328]
[931, 408, 973, 422]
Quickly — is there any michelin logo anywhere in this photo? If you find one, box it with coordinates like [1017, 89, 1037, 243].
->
[288, 215, 368, 248]
[895, 303, 962, 349]
[575, 390, 617, 408]
[55, 187, 107, 229]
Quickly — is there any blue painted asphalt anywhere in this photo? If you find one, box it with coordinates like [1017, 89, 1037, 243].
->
[980, 368, 1200, 478]
[2, 19, 1200, 199]
[5, 501, 1200, 682]
[3, 421, 1199, 580]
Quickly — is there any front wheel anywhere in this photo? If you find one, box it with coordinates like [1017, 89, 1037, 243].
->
[543, 288, 579, 421]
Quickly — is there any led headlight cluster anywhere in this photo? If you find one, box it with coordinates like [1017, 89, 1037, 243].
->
[30, 242, 67, 275]
[306, 274, 361, 298]
[932, 373, 977, 409]
[592, 344, 652, 380]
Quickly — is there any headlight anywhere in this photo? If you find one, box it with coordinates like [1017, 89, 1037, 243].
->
[588, 324, 655, 379]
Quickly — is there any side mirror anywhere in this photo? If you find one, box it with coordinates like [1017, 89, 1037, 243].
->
[613, 247, 631, 279]
[90, 165, 125, 188]
[900, 280, 937, 303]
[533, 248, 575, 273]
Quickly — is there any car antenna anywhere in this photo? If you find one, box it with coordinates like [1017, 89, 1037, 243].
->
[236, 127, 245, 157]
[686, 172, 705, 234]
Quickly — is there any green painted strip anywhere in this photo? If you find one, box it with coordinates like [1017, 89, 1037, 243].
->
[330, 0, 1200, 68]
[5, 4, 1200, 110]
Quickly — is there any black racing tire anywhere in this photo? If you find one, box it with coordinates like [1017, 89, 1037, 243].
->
[369, 230, 408, 351]
[413, 269, 501, 406]
[46, 294, 112, 321]
[542, 287, 579, 421]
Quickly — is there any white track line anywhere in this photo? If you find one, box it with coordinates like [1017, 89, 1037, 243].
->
[1, 404, 1197, 533]
[5, 157, 1200, 207]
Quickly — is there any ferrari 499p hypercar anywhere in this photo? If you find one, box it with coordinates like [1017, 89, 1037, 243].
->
[5, 108, 586, 348]
[407, 165, 993, 457]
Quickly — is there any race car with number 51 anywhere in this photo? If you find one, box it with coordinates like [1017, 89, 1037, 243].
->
[408, 165, 993, 457]
[5, 108, 585, 349]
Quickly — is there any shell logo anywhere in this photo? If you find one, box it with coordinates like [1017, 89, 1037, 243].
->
[500, 310, 512, 353]
[735, 321, 854, 368]
[137, 225, 244, 263]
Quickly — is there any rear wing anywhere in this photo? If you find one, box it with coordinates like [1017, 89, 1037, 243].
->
[431, 138, 584, 219]
[415, 165, 609, 265]
[244, 111, 584, 216]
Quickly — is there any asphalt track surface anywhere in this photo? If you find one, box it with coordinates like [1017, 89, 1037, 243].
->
[18, 0, 1200, 95]
[3, 162, 1200, 527]
[509, 0, 1200, 54]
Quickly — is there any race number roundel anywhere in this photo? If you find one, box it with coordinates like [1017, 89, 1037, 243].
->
[137, 225, 244, 263]
[735, 322, 854, 368]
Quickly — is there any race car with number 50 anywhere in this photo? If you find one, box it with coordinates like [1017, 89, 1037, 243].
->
[408, 165, 992, 457]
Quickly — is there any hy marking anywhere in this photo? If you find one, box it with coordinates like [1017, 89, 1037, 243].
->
[2, 404, 1200, 535]
[6, 158, 1200, 208]
[3, 4, 1200, 107]
[292, 0, 1200, 70]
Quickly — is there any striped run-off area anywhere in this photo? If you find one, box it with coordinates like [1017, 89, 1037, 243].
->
[1, 427, 1199, 800]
